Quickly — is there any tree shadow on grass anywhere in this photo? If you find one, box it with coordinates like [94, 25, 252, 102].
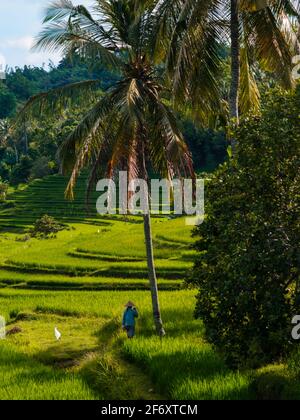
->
[137, 308, 204, 338]
[123, 342, 255, 400]
[0, 344, 95, 400]
[120, 307, 256, 400]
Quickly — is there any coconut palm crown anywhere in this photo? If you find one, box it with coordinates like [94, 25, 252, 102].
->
[151, 0, 300, 123]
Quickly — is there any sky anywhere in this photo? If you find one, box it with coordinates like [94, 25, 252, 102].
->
[0, 0, 92, 70]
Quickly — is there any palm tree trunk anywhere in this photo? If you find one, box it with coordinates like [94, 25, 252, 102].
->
[297, 250, 300, 299]
[23, 120, 28, 155]
[229, 0, 240, 132]
[13, 144, 19, 164]
[143, 207, 166, 337]
[140, 138, 165, 337]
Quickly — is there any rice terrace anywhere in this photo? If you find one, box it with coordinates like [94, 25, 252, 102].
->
[0, 0, 300, 404]
[0, 174, 245, 400]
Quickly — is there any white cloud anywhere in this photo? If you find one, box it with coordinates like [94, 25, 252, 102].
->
[3, 36, 34, 50]
[24, 51, 61, 67]
[0, 0, 94, 68]
[0, 54, 6, 68]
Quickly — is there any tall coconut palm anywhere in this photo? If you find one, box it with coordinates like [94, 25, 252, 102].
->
[152, 0, 300, 125]
[17, 0, 194, 337]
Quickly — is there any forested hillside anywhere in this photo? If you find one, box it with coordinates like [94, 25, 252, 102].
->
[0, 57, 227, 186]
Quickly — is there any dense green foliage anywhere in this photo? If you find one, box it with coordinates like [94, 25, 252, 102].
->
[0, 57, 227, 185]
[0, 58, 118, 184]
[0, 83, 16, 118]
[10, 156, 33, 185]
[1, 0, 299, 400]
[5, 58, 119, 103]
[0, 155, 299, 400]
[190, 87, 300, 368]
[182, 121, 227, 172]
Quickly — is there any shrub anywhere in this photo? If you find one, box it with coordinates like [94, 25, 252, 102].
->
[30, 215, 67, 238]
[190, 87, 300, 368]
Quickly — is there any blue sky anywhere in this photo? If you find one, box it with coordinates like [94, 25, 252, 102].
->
[0, 0, 92, 69]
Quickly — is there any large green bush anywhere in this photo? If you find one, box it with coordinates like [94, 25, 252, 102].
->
[190, 87, 300, 368]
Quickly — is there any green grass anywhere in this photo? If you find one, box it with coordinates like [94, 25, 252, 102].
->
[0, 289, 255, 400]
[0, 287, 298, 400]
[122, 337, 253, 400]
[0, 174, 297, 400]
[0, 342, 96, 400]
[0, 211, 194, 290]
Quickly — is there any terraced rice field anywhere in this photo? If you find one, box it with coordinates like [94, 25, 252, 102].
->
[0, 174, 194, 291]
[1, 175, 296, 400]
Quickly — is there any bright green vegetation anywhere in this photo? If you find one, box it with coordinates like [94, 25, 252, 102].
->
[0, 0, 298, 402]
[0, 175, 193, 291]
[191, 87, 300, 368]
[0, 289, 255, 400]
[0, 174, 100, 229]
[1, 288, 298, 400]
[0, 175, 299, 400]
[0, 344, 95, 400]
[0, 61, 226, 188]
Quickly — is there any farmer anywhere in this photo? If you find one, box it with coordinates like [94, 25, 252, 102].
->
[122, 301, 138, 339]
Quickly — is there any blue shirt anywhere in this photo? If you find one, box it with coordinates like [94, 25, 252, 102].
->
[122, 307, 138, 327]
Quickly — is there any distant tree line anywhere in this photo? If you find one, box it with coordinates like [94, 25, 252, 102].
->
[0, 57, 227, 185]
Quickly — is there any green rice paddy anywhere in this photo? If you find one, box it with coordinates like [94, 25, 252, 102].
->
[0, 175, 297, 400]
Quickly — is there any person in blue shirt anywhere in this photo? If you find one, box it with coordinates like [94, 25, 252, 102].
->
[122, 301, 138, 338]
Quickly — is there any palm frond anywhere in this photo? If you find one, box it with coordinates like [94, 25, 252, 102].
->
[240, 0, 268, 12]
[169, 21, 223, 124]
[59, 93, 115, 184]
[269, 0, 300, 17]
[245, 6, 295, 88]
[34, 1, 123, 70]
[148, 100, 194, 179]
[14, 80, 99, 125]
[18, 0, 196, 204]
[240, 46, 260, 114]
[42, 0, 76, 23]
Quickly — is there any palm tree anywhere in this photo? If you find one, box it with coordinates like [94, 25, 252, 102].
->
[0, 118, 19, 163]
[152, 0, 299, 125]
[17, 0, 194, 337]
[0, 119, 8, 144]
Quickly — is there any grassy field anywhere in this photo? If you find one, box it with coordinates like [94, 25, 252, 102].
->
[0, 289, 255, 400]
[0, 218, 193, 290]
[0, 175, 299, 400]
[0, 176, 194, 291]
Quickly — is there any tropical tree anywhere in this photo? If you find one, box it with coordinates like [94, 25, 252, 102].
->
[189, 86, 300, 367]
[16, 0, 194, 336]
[152, 0, 299, 126]
[0, 119, 8, 143]
[0, 83, 17, 119]
[0, 118, 19, 164]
